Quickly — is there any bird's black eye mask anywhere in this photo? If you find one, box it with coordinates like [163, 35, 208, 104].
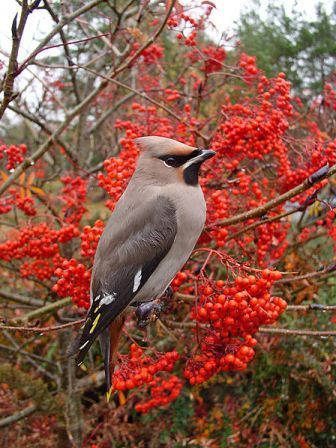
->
[158, 149, 202, 168]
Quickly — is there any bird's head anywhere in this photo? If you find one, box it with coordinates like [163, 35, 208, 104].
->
[134, 136, 215, 186]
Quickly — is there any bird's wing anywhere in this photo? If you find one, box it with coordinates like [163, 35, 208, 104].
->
[74, 195, 177, 365]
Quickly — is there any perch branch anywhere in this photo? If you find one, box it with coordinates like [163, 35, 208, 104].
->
[213, 163, 336, 227]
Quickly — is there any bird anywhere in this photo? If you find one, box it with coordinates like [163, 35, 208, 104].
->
[68, 136, 215, 398]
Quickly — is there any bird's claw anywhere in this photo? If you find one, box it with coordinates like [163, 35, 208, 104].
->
[135, 301, 163, 328]
[134, 286, 173, 328]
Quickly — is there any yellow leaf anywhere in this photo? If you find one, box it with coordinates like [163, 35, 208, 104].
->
[27, 171, 35, 186]
[106, 386, 114, 403]
[308, 201, 322, 217]
[0, 171, 8, 181]
[30, 186, 46, 196]
[18, 172, 26, 185]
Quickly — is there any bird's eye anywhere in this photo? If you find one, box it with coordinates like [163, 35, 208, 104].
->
[163, 157, 178, 167]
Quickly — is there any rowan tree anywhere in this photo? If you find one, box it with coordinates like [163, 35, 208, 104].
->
[0, 1, 335, 447]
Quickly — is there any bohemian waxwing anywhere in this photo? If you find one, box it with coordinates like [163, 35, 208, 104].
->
[68, 136, 215, 395]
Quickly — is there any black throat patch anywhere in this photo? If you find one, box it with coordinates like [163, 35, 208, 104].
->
[183, 162, 201, 186]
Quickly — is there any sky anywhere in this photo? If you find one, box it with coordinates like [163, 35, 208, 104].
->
[0, 0, 335, 59]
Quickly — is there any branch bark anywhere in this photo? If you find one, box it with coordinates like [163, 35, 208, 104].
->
[0, 289, 43, 307]
[13, 297, 72, 323]
[258, 327, 336, 336]
[0, 0, 31, 119]
[0, 404, 37, 428]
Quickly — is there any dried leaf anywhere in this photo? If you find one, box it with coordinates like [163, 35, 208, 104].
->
[118, 390, 126, 405]
[30, 186, 46, 196]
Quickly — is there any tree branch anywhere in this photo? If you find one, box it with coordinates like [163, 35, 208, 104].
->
[0, 0, 177, 197]
[286, 304, 336, 311]
[0, 404, 36, 428]
[258, 327, 336, 337]
[213, 163, 336, 227]
[13, 297, 72, 323]
[0, 290, 43, 307]
[0, 318, 84, 333]
[18, 0, 105, 74]
[0, 0, 31, 119]
[275, 265, 336, 284]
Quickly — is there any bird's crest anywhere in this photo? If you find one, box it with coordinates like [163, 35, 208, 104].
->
[135, 136, 196, 157]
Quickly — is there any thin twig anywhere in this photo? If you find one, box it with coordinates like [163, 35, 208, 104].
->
[76, 64, 208, 142]
[0, 318, 84, 333]
[275, 265, 336, 284]
[18, 0, 105, 74]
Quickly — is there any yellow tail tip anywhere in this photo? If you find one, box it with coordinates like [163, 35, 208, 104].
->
[106, 386, 114, 403]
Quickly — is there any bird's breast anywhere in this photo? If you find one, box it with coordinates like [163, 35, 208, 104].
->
[133, 185, 206, 302]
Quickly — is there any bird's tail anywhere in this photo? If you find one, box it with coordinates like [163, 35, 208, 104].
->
[102, 313, 126, 401]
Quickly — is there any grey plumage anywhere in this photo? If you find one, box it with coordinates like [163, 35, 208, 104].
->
[69, 136, 215, 392]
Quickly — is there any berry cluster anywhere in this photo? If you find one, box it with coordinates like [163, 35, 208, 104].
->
[0, 223, 79, 261]
[134, 375, 183, 414]
[239, 53, 258, 82]
[0, 143, 27, 171]
[139, 44, 164, 64]
[20, 256, 62, 281]
[112, 344, 181, 413]
[60, 176, 87, 224]
[15, 197, 36, 216]
[187, 46, 226, 74]
[113, 344, 180, 391]
[53, 258, 91, 308]
[98, 134, 138, 210]
[80, 220, 104, 258]
[323, 82, 336, 110]
[165, 88, 181, 101]
[184, 270, 287, 385]
[171, 271, 188, 289]
[0, 196, 14, 215]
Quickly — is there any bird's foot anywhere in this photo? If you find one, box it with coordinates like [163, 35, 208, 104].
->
[135, 287, 174, 328]
[135, 300, 163, 328]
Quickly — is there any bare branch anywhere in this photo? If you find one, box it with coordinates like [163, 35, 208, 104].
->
[275, 265, 336, 284]
[258, 327, 336, 337]
[13, 297, 72, 323]
[0, 318, 84, 333]
[0, 1, 30, 119]
[286, 304, 336, 311]
[18, 0, 105, 74]
[0, 404, 37, 428]
[0, 0, 177, 196]
[0, 289, 43, 307]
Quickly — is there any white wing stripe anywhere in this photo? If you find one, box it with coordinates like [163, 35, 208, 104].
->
[79, 340, 89, 350]
[133, 268, 142, 292]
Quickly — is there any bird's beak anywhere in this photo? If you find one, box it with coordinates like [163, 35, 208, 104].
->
[186, 149, 216, 166]
[182, 149, 216, 170]
[198, 149, 216, 162]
